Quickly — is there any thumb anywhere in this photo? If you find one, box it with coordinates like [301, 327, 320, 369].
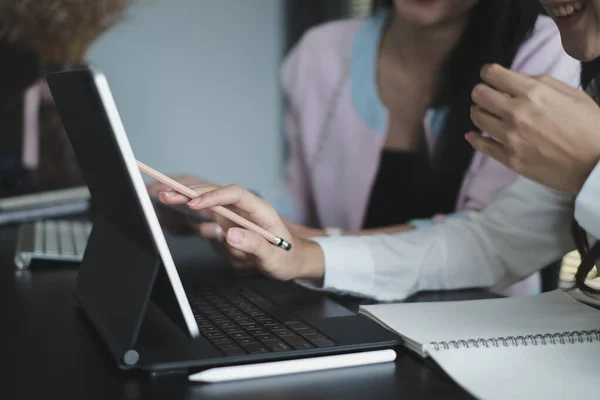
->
[225, 228, 271, 261]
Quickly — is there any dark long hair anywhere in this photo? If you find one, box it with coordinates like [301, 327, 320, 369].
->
[573, 60, 600, 296]
[373, 0, 540, 213]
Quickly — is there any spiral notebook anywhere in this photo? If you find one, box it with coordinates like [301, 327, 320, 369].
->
[359, 290, 600, 399]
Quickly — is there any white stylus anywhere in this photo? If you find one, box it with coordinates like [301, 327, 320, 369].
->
[188, 349, 397, 383]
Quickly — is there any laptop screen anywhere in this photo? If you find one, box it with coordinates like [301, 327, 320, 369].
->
[0, 50, 86, 205]
[47, 67, 199, 338]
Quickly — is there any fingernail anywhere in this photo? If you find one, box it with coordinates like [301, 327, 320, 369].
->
[465, 133, 471, 142]
[187, 197, 202, 207]
[228, 229, 243, 244]
[161, 191, 173, 197]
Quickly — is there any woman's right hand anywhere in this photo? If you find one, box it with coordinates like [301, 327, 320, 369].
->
[159, 184, 325, 281]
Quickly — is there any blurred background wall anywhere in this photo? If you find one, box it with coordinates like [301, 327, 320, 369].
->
[88, 0, 283, 193]
[87, 0, 371, 193]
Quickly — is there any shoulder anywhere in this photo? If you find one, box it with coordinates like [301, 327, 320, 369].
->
[511, 15, 580, 86]
[281, 19, 363, 98]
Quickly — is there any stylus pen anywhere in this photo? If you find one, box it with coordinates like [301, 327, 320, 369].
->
[137, 160, 292, 251]
[188, 349, 397, 383]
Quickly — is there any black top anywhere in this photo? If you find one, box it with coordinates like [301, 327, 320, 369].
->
[363, 149, 437, 229]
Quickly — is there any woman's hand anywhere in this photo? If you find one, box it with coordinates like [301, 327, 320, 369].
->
[147, 175, 208, 196]
[159, 184, 325, 281]
[467, 63, 600, 196]
[147, 175, 213, 235]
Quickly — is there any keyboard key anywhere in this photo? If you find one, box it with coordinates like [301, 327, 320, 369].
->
[236, 337, 259, 345]
[285, 322, 310, 331]
[204, 312, 224, 319]
[209, 337, 233, 345]
[248, 329, 269, 336]
[310, 339, 335, 348]
[73, 222, 88, 255]
[281, 335, 314, 350]
[210, 316, 230, 324]
[263, 340, 291, 352]
[240, 307, 260, 314]
[262, 320, 282, 328]
[230, 314, 249, 321]
[242, 324, 262, 331]
[59, 221, 75, 256]
[218, 343, 246, 356]
[273, 329, 295, 337]
[34, 221, 44, 253]
[268, 324, 287, 332]
[301, 333, 325, 341]
[199, 325, 220, 333]
[221, 326, 244, 334]
[237, 319, 256, 326]
[291, 328, 314, 335]
[253, 333, 277, 342]
[215, 322, 237, 329]
[216, 342, 241, 351]
[247, 311, 266, 317]
[254, 315, 274, 322]
[203, 330, 225, 339]
[230, 332, 250, 340]
[242, 343, 269, 354]
[44, 220, 59, 255]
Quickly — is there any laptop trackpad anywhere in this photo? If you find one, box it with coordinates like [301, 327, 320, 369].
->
[271, 292, 355, 320]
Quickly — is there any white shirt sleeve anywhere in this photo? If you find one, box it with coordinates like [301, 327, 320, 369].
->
[575, 161, 600, 240]
[296, 178, 575, 302]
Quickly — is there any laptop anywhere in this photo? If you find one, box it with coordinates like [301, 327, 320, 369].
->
[46, 66, 400, 373]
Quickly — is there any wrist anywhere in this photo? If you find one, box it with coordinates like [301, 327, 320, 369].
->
[295, 238, 325, 280]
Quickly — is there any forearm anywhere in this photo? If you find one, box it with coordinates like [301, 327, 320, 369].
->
[295, 178, 575, 301]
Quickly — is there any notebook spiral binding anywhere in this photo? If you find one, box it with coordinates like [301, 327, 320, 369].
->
[430, 330, 600, 351]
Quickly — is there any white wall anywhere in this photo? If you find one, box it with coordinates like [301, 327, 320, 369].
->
[88, 0, 284, 193]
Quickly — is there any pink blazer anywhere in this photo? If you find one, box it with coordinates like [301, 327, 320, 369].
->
[274, 13, 579, 230]
[268, 13, 580, 296]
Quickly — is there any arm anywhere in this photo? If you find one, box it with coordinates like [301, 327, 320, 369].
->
[299, 177, 574, 301]
[163, 177, 574, 302]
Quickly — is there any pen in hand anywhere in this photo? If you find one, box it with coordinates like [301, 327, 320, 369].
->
[137, 160, 292, 251]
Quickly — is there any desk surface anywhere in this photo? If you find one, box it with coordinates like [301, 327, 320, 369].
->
[0, 224, 493, 400]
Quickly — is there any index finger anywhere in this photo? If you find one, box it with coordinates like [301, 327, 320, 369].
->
[530, 75, 586, 99]
[159, 184, 220, 204]
[481, 63, 536, 97]
[188, 185, 280, 231]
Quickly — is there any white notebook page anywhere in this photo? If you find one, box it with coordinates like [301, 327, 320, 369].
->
[429, 341, 600, 400]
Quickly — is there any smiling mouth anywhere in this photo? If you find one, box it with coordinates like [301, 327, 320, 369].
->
[544, 0, 588, 18]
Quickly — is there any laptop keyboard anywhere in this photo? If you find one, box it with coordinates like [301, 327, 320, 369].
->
[14, 219, 92, 269]
[34, 219, 91, 257]
[189, 286, 336, 356]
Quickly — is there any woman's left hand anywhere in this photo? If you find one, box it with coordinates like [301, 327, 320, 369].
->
[159, 184, 325, 281]
[467, 63, 600, 196]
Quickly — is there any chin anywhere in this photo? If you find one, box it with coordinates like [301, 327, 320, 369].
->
[396, 9, 445, 27]
[561, 36, 600, 61]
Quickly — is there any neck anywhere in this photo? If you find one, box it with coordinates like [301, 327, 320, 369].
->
[382, 12, 470, 75]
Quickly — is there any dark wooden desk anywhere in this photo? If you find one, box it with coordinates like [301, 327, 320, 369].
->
[0, 224, 491, 400]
